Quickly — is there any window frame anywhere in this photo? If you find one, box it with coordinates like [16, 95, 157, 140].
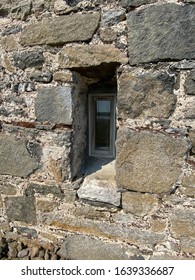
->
[88, 93, 116, 158]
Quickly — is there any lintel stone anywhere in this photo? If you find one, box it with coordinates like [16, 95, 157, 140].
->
[59, 44, 128, 68]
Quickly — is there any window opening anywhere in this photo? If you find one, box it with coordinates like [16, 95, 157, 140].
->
[89, 94, 116, 158]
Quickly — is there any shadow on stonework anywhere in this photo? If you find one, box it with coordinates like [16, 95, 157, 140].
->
[78, 156, 113, 177]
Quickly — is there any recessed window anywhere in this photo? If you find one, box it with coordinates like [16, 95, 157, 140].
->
[89, 94, 116, 158]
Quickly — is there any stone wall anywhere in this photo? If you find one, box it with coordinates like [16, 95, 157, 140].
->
[0, 0, 195, 259]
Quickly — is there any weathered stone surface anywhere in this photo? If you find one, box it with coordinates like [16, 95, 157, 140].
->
[170, 209, 195, 238]
[0, 183, 16, 195]
[184, 101, 195, 119]
[180, 237, 195, 254]
[101, 8, 126, 26]
[5, 196, 37, 224]
[0, 196, 2, 208]
[2, 25, 22, 36]
[18, 249, 29, 258]
[184, 70, 195, 95]
[99, 27, 117, 43]
[73, 204, 110, 221]
[32, 0, 52, 14]
[127, 4, 195, 65]
[30, 71, 52, 83]
[59, 44, 127, 79]
[58, 235, 134, 260]
[150, 219, 167, 233]
[180, 172, 195, 197]
[53, 70, 74, 83]
[59, 44, 127, 68]
[189, 131, 195, 153]
[16, 227, 38, 238]
[25, 183, 63, 198]
[36, 200, 59, 212]
[20, 13, 100, 46]
[43, 209, 166, 245]
[183, 0, 195, 3]
[122, 0, 156, 8]
[118, 71, 176, 119]
[116, 128, 189, 193]
[1, 55, 15, 72]
[35, 86, 73, 125]
[0, 134, 39, 178]
[122, 192, 158, 216]
[77, 179, 121, 207]
[54, 0, 77, 14]
[1, 35, 20, 52]
[0, 0, 32, 20]
[172, 60, 195, 70]
[182, 173, 195, 188]
[179, 187, 195, 198]
[11, 0, 32, 20]
[13, 51, 44, 70]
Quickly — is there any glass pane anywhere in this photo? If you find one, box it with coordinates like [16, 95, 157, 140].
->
[95, 99, 110, 150]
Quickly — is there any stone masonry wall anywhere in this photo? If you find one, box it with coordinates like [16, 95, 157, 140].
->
[0, 0, 195, 259]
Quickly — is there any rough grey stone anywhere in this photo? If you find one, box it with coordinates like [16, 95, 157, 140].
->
[0, 1, 10, 17]
[42, 209, 166, 246]
[16, 227, 38, 238]
[183, 0, 195, 3]
[184, 70, 195, 95]
[0, 134, 39, 178]
[35, 86, 73, 125]
[99, 27, 117, 43]
[20, 13, 100, 46]
[10, 0, 32, 20]
[25, 183, 63, 198]
[101, 8, 126, 26]
[180, 172, 195, 197]
[170, 209, 195, 239]
[180, 237, 195, 254]
[77, 179, 121, 207]
[122, 192, 158, 216]
[32, 0, 52, 13]
[118, 71, 176, 119]
[0, 0, 32, 20]
[0, 183, 16, 195]
[26, 141, 42, 160]
[172, 60, 195, 70]
[8, 247, 18, 259]
[127, 4, 195, 65]
[122, 0, 156, 8]
[58, 235, 132, 260]
[0, 196, 3, 208]
[5, 196, 37, 224]
[184, 101, 195, 119]
[18, 249, 29, 258]
[189, 130, 195, 153]
[0, 107, 9, 117]
[2, 25, 22, 36]
[116, 127, 189, 193]
[30, 72, 52, 83]
[54, 0, 78, 15]
[13, 51, 44, 70]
